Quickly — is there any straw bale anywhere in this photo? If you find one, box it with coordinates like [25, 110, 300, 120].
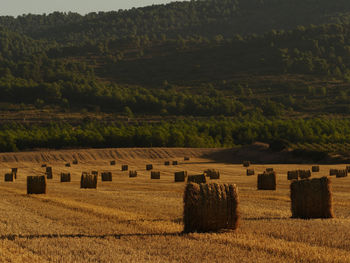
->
[246, 169, 255, 176]
[4, 173, 15, 182]
[243, 161, 250, 167]
[65, 163, 71, 167]
[164, 161, 170, 166]
[101, 172, 112, 181]
[175, 171, 188, 182]
[122, 165, 129, 171]
[151, 171, 160, 179]
[129, 171, 137, 178]
[184, 157, 190, 161]
[172, 161, 178, 165]
[204, 169, 220, 179]
[27, 176, 47, 194]
[110, 160, 116, 166]
[80, 173, 97, 189]
[60, 173, 71, 182]
[257, 171, 276, 190]
[329, 169, 338, 176]
[336, 169, 348, 178]
[146, 164, 153, 171]
[187, 174, 207, 184]
[287, 170, 299, 180]
[299, 170, 311, 179]
[312, 166, 320, 172]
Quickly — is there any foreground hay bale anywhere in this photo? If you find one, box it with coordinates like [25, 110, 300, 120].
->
[312, 166, 320, 172]
[146, 164, 153, 171]
[183, 183, 239, 233]
[27, 176, 47, 195]
[80, 173, 97, 189]
[121, 165, 129, 171]
[329, 169, 338, 176]
[204, 169, 220, 179]
[110, 160, 116, 166]
[187, 174, 206, 184]
[246, 169, 255, 176]
[60, 173, 71, 182]
[4, 173, 15, 182]
[336, 169, 348, 178]
[101, 172, 112, 181]
[151, 171, 160, 179]
[184, 157, 190, 161]
[175, 171, 188, 182]
[243, 161, 250, 167]
[172, 161, 178, 165]
[129, 171, 137, 178]
[299, 170, 311, 179]
[257, 171, 276, 190]
[290, 177, 333, 219]
[287, 171, 299, 180]
[164, 161, 170, 166]
[46, 167, 53, 179]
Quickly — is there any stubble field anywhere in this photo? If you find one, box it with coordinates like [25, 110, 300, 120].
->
[0, 148, 349, 263]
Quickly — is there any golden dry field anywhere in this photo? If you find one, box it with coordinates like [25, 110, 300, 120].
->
[0, 148, 349, 263]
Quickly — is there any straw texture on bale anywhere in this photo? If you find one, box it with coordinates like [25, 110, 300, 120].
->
[187, 174, 207, 184]
[312, 166, 320, 172]
[151, 171, 160, 179]
[80, 173, 97, 189]
[290, 177, 333, 219]
[243, 161, 250, 167]
[110, 160, 116, 165]
[122, 165, 129, 171]
[46, 167, 53, 179]
[299, 170, 311, 179]
[257, 171, 276, 190]
[336, 170, 348, 178]
[287, 171, 299, 180]
[175, 171, 188, 182]
[172, 161, 178, 165]
[184, 157, 190, 161]
[101, 172, 112, 181]
[129, 171, 137, 178]
[205, 169, 220, 179]
[164, 161, 170, 166]
[5, 173, 15, 182]
[246, 169, 255, 176]
[183, 183, 239, 233]
[60, 173, 71, 182]
[146, 164, 153, 171]
[329, 169, 338, 176]
[27, 176, 47, 195]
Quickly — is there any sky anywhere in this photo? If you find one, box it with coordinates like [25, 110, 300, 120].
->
[0, 0, 183, 17]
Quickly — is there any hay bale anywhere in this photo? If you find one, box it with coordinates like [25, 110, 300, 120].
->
[60, 173, 71, 182]
[184, 157, 190, 161]
[72, 160, 78, 165]
[80, 173, 97, 189]
[336, 169, 348, 178]
[299, 170, 311, 179]
[91, 171, 98, 176]
[329, 169, 338, 176]
[243, 161, 250, 167]
[175, 171, 188, 182]
[27, 176, 47, 195]
[266, 168, 274, 172]
[12, 168, 18, 174]
[183, 183, 239, 233]
[101, 172, 112, 181]
[187, 174, 207, 184]
[347, 166, 350, 172]
[290, 177, 333, 219]
[45, 167, 53, 179]
[172, 161, 178, 165]
[129, 171, 137, 178]
[312, 166, 320, 172]
[151, 171, 160, 179]
[164, 161, 170, 166]
[287, 171, 299, 180]
[110, 160, 116, 166]
[146, 164, 153, 171]
[41, 164, 47, 167]
[121, 165, 129, 171]
[204, 169, 220, 179]
[65, 163, 71, 167]
[246, 169, 255, 176]
[257, 171, 276, 190]
[4, 173, 15, 182]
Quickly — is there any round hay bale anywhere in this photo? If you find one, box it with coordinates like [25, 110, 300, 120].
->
[187, 174, 206, 184]
[175, 171, 188, 182]
[164, 161, 170, 166]
[27, 176, 47, 195]
[257, 171, 276, 190]
[60, 173, 71, 182]
[4, 173, 15, 182]
[246, 169, 255, 176]
[151, 171, 160, 179]
[101, 172, 112, 181]
[122, 165, 129, 171]
[129, 171, 137, 178]
[204, 169, 220, 179]
[81, 173, 97, 189]
[312, 166, 320, 172]
[146, 164, 153, 171]
[243, 161, 250, 167]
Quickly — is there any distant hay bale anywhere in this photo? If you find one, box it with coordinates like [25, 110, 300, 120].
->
[184, 157, 190, 161]
[129, 171, 137, 178]
[91, 171, 98, 176]
[11, 168, 17, 177]
[290, 177, 333, 219]
[204, 169, 220, 179]
[266, 168, 274, 172]
[72, 160, 78, 165]
[46, 167, 53, 179]
[175, 171, 188, 182]
[164, 161, 170, 166]
[243, 161, 250, 167]
[329, 169, 338, 176]
[110, 160, 116, 166]
[299, 170, 311, 179]
[101, 172, 112, 181]
[60, 173, 71, 182]
[80, 173, 97, 189]
[27, 176, 47, 195]
[173, 161, 178, 165]
[246, 169, 255, 176]
[121, 165, 129, 171]
[41, 164, 47, 167]
[336, 169, 348, 178]
[4, 173, 15, 182]
[65, 163, 71, 167]
[257, 171, 276, 190]
[347, 166, 350, 172]
[146, 164, 153, 171]
[287, 170, 299, 180]
[183, 183, 239, 233]
[151, 171, 160, 179]
[187, 174, 207, 184]
[312, 166, 320, 172]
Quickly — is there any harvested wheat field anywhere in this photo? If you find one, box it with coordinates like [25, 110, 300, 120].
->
[0, 148, 350, 262]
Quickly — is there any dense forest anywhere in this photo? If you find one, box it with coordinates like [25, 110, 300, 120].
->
[1, 0, 350, 152]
